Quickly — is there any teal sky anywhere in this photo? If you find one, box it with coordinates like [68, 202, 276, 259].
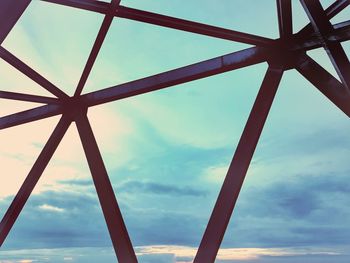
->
[1, 0, 350, 262]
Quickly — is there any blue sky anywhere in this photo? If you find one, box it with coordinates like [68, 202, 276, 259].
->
[1, 0, 350, 262]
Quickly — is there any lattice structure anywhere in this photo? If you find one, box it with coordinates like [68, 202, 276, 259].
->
[1, 0, 350, 262]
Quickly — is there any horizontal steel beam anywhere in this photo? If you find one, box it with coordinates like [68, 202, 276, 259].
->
[0, 47, 69, 99]
[0, 47, 269, 130]
[0, 104, 62, 130]
[0, 90, 59, 104]
[81, 47, 269, 106]
[41, 0, 273, 46]
[0, 0, 31, 44]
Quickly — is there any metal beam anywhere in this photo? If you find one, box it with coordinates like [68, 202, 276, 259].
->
[0, 47, 68, 99]
[0, 104, 62, 130]
[0, 47, 269, 130]
[41, 0, 273, 47]
[74, 0, 120, 96]
[0, 90, 59, 104]
[277, 0, 293, 38]
[298, 0, 350, 37]
[0, 0, 31, 44]
[81, 47, 269, 106]
[300, 0, 350, 90]
[116, 6, 273, 47]
[0, 115, 71, 245]
[75, 113, 137, 263]
[295, 54, 350, 117]
[194, 65, 284, 263]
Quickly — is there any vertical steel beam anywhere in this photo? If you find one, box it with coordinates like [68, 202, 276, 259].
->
[75, 112, 137, 263]
[0, 0, 31, 44]
[74, 0, 121, 97]
[0, 115, 71, 245]
[300, 0, 350, 90]
[194, 66, 284, 263]
[277, 0, 293, 38]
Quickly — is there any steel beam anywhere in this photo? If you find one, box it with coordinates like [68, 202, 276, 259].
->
[295, 54, 350, 117]
[300, 0, 350, 90]
[298, 0, 350, 37]
[81, 47, 269, 106]
[194, 66, 284, 263]
[0, 47, 269, 130]
[75, 113, 137, 263]
[277, 0, 293, 38]
[0, 115, 71, 245]
[0, 104, 62, 130]
[0, 47, 68, 98]
[0, 90, 59, 104]
[41, 0, 273, 47]
[74, 0, 121, 96]
[0, 0, 31, 44]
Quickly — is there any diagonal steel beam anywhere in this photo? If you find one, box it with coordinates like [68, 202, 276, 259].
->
[0, 0, 31, 44]
[194, 65, 284, 263]
[81, 47, 269, 106]
[300, 0, 350, 90]
[0, 90, 59, 104]
[298, 0, 350, 37]
[0, 47, 68, 98]
[0, 115, 71, 245]
[41, 0, 273, 47]
[75, 112, 137, 263]
[0, 47, 269, 130]
[277, 0, 293, 38]
[0, 104, 62, 130]
[295, 54, 350, 117]
[74, 0, 121, 97]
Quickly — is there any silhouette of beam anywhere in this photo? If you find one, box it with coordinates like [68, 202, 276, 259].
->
[0, 47, 68, 98]
[75, 113, 137, 263]
[74, 0, 121, 96]
[300, 0, 350, 90]
[41, 0, 273, 46]
[298, 0, 350, 37]
[0, 0, 31, 44]
[0, 115, 71, 245]
[277, 0, 293, 38]
[296, 54, 350, 117]
[194, 65, 284, 263]
[82, 47, 268, 106]
[0, 104, 62, 130]
[0, 90, 59, 104]
[0, 47, 268, 130]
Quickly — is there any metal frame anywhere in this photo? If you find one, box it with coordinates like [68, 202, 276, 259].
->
[0, 0, 349, 262]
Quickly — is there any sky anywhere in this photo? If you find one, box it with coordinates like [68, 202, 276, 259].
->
[0, 0, 350, 262]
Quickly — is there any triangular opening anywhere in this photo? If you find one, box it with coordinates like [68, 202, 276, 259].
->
[87, 62, 267, 261]
[291, 0, 312, 34]
[83, 17, 250, 94]
[220, 69, 350, 261]
[1, 119, 113, 252]
[2, 1, 104, 96]
[121, 0, 278, 39]
[307, 47, 341, 81]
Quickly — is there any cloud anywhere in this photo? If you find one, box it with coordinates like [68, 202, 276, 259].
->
[38, 204, 65, 213]
[118, 180, 207, 197]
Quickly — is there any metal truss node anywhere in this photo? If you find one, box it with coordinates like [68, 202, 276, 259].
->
[0, 0, 350, 262]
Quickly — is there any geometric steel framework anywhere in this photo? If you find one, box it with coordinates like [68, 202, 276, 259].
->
[1, 0, 350, 262]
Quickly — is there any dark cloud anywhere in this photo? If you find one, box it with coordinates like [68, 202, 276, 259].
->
[117, 180, 207, 197]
